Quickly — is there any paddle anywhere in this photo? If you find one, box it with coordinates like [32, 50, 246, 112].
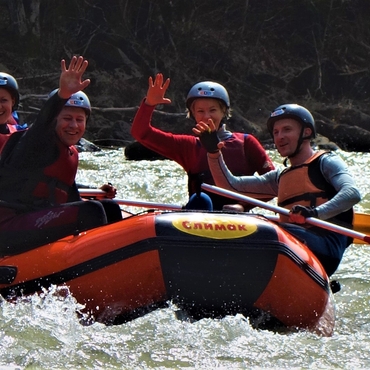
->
[115, 199, 182, 210]
[201, 183, 370, 244]
[79, 189, 182, 210]
[353, 213, 370, 235]
[80, 187, 370, 243]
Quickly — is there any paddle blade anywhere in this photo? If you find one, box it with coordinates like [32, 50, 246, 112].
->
[353, 213, 370, 235]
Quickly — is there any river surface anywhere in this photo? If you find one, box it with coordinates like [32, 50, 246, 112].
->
[1, 149, 370, 369]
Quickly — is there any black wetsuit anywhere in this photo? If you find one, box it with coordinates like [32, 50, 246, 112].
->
[0, 93, 122, 256]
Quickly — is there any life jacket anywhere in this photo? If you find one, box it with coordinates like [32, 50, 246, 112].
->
[32, 142, 78, 204]
[187, 132, 250, 209]
[277, 151, 353, 228]
[0, 122, 18, 153]
[0, 131, 78, 208]
[188, 132, 247, 192]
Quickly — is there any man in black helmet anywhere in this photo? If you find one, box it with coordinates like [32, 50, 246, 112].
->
[195, 103, 361, 277]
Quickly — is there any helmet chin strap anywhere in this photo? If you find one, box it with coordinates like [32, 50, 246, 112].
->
[283, 126, 311, 166]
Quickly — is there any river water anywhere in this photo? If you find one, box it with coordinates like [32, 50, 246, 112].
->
[1, 149, 370, 369]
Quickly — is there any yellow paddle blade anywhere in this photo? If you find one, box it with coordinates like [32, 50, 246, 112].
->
[353, 213, 370, 244]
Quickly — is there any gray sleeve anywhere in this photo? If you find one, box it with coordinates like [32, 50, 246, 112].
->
[316, 152, 362, 220]
[207, 152, 279, 199]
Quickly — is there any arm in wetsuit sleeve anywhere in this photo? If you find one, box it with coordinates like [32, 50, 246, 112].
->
[315, 153, 361, 220]
[3, 93, 68, 168]
[68, 181, 83, 202]
[207, 151, 279, 199]
[131, 99, 199, 170]
[8, 55, 91, 167]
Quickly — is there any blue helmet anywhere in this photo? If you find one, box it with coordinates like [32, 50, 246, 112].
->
[186, 81, 230, 110]
[0, 72, 19, 110]
[267, 104, 316, 138]
[49, 89, 91, 118]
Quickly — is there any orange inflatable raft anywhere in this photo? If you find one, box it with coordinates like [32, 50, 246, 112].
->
[0, 210, 335, 335]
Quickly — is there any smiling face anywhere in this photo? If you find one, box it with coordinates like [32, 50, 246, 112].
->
[55, 106, 87, 147]
[191, 98, 226, 129]
[272, 118, 304, 157]
[272, 118, 314, 165]
[0, 88, 15, 124]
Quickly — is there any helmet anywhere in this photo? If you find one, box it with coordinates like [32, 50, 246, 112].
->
[186, 81, 230, 110]
[49, 89, 91, 117]
[267, 104, 316, 138]
[65, 91, 91, 116]
[0, 72, 19, 110]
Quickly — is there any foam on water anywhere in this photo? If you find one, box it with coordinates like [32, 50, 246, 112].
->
[1, 149, 370, 369]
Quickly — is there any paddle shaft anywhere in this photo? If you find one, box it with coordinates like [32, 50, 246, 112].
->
[80, 187, 370, 243]
[202, 183, 370, 244]
[115, 199, 182, 210]
[79, 189, 182, 210]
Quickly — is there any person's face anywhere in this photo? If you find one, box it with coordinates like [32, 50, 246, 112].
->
[0, 88, 15, 124]
[191, 98, 225, 129]
[272, 118, 305, 157]
[55, 106, 86, 147]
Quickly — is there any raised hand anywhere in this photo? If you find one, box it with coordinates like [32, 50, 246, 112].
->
[59, 56, 91, 99]
[145, 73, 171, 106]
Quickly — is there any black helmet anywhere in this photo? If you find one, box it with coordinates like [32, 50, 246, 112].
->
[0, 72, 19, 110]
[267, 104, 316, 138]
[186, 81, 230, 110]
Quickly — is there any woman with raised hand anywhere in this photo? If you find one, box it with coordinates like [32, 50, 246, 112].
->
[131, 73, 275, 211]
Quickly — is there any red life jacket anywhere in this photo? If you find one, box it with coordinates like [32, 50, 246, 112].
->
[0, 123, 18, 153]
[188, 133, 247, 190]
[187, 133, 250, 209]
[32, 141, 78, 204]
[0, 135, 78, 207]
